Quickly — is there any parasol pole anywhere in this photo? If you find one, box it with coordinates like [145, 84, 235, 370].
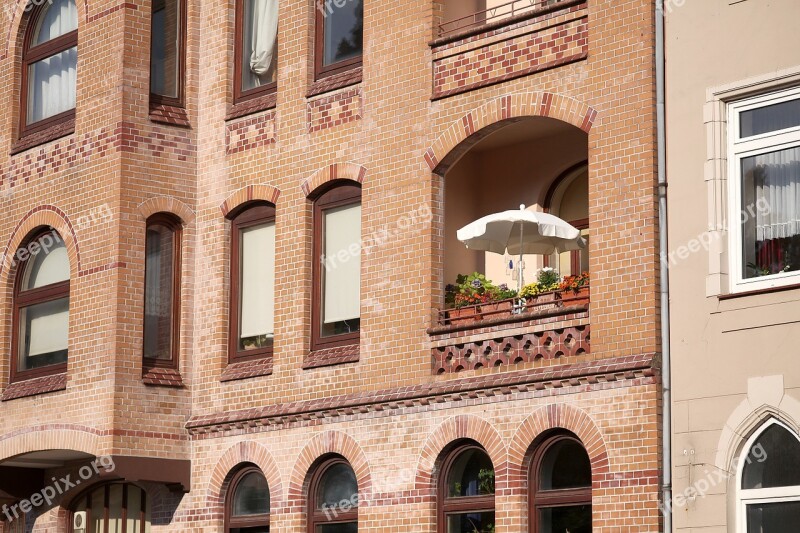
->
[517, 205, 525, 308]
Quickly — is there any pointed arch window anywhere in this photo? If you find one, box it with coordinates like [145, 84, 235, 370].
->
[738, 419, 800, 531]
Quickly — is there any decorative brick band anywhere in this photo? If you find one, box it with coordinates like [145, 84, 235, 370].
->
[432, 323, 590, 374]
[225, 110, 276, 155]
[301, 162, 366, 197]
[77, 261, 127, 278]
[186, 354, 658, 438]
[119, 121, 194, 161]
[307, 87, 362, 134]
[432, 16, 588, 99]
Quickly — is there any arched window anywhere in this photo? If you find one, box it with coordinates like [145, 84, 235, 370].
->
[20, 0, 78, 135]
[438, 442, 495, 533]
[228, 203, 276, 362]
[738, 419, 800, 531]
[529, 433, 592, 533]
[545, 164, 589, 277]
[71, 482, 151, 533]
[11, 229, 70, 382]
[226, 467, 270, 532]
[311, 183, 361, 353]
[308, 456, 358, 533]
[143, 213, 181, 367]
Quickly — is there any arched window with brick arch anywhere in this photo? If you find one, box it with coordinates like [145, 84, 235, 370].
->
[528, 431, 592, 533]
[20, 0, 78, 136]
[70, 482, 151, 533]
[11, 228, 70, 383]
[307, 455, 359, 533]
[736, 419, 800, 531]
[225, 465, 271, 532]
[437, 441, 496, 533]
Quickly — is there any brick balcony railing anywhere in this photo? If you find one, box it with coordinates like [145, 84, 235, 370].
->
[429, 288, 590, 374]
[437, 0, 576, 39]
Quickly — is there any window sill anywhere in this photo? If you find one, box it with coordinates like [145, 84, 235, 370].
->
[149, 103, 190, 127]
[11, 118, 75, 155]
[226, 92, 277, 121]
[307, 67, 362, 98]
[718, 282, 800, 301]
[303, 344, 360, 370]
[2, 373, 67, 401]
[142, 366, 184, 387]
[220, 357, 273, 382]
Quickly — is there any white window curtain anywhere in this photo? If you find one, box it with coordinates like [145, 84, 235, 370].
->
[27, 46, 77, 124]
[25, 298, 69, 357]
[145, 231, 163, 316]
[24, 239, 69, 289]
[240, 223, 275, 339]
[33, 0, 78, 45]
[243, 0, 278, 89]
[323, 204, 361, 324]
[744, 147, 800, 242]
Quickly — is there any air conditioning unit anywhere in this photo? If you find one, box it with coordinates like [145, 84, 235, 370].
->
[73, 511, 86, 532]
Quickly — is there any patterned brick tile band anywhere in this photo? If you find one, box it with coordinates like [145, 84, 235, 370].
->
[307, 87, 362, 133]
[186, 353, 658, 437]
[225, 110, 277, 154]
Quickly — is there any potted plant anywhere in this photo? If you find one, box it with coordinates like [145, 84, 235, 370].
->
[445, 273, 515, 324]
[520, 268, 562, 312]
[480, 283, 517, 320]
[560, 271, 590, 307]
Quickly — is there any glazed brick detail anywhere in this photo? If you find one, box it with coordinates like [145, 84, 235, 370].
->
[225, 110, 276, 155]
[307, 66, 363, 98]
[149, 103, 191, 127]
[219, 357, 273, 382]
[433, 16, 588, 99]
[303, 344, 360, 369]
[306, 87, 362, 133]
[142, 367, 184, 387]
[1, 373, 67, 401]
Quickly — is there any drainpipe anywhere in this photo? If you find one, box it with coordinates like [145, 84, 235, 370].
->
[655, 0, 672, 532]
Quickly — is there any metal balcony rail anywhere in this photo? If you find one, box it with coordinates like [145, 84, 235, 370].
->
[438, 0, 570, 38]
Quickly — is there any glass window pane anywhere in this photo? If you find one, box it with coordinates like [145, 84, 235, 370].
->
[316, 523, 357, 533]
[322, 0, 362, 66]
[746, 501, 800, 532]
[445, 511, 495, 533]
[144, 225, 175, 360]
[90, 487, 105, 533]
[241, 0, 277, 91]
[27, 46, 77, 124]
[317, 463, 358, 510]
[321, 203, 360, 337]
[740, 146, 800, 279]
[239, 222, 275, 351]
[19, 297, 69, 370]
[539, 439, 592, 490]
[32, 0, 77, 45]
[741, 98, 800, 138]
[231, 528, 270, 533]
[539, 505, 592, 533]
[233, 472, 270, 516]
[150, 0, 181, 97]
[742, 424, 800, 490]
[107, 484, 123, 533]
[22, 235, 69, 289]
[447, 449, 495, 497]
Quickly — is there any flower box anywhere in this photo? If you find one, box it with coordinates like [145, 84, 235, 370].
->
[525, 290, 562, 312]
[480, 299, 514, 320]
[447, 306, 480, 326]
[560, 286, 590, 307]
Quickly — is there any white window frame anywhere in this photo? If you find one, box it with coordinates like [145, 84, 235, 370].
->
[736, 418, 800, 533]
[728, 86, 800, 292]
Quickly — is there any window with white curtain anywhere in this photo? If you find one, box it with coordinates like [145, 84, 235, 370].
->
[143, 214, 181, 366]
[229, 204, 276, 361]
[235, 0, 278, 101]
[71, 483, 151, 533]
[737, 419, 800, 532]
[729, 86, 800, 291]
[21, 0, 77, 131]
[13, 230, 70, 381]
[312, 183, 361, 350]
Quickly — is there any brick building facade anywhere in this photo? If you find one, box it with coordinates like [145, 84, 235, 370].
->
[0, 0, 663, 531]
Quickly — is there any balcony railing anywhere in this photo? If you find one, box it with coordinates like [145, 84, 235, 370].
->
[437, 0, 573, 39]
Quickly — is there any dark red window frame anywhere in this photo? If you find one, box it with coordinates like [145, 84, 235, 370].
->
[19, 0, 77, 138]
[528, 432, 592, 533]
[70, 482, 148, 533]
[311, 182, 361, 352]
[313, 0, 362, 80]
[437, 442, 496, 533]
[142, 213, 182, 371]
[233, 0, 278, 104]
[225, 465, 271, 531]
[149, 0, 187, 108]
[228, 202, 276, 364]
[307, 456, 358, 533]
[10, 228, 70, 383]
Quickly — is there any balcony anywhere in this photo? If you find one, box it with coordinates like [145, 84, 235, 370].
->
[436, 0, 579, 39]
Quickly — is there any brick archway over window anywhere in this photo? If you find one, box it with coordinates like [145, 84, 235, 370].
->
[423, 92, 598, 175]
[206, 441, 284, 522]
[507, 404, 610, 487]
[220, 184, 282, 217]
[0, 424, 104, 463]
[138, 196, 195, 225]
[414, 415, 508, 495]
[287, 431, 372, 513]
[301, 162, 367, 197]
